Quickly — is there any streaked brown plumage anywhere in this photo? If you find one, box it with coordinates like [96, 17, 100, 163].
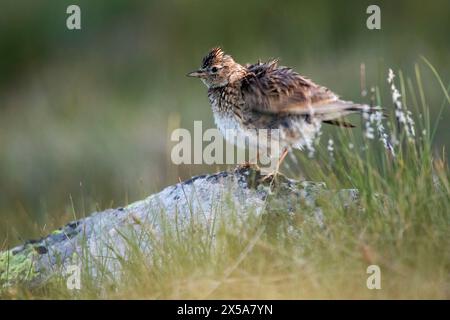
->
[188, 47, 372, 158]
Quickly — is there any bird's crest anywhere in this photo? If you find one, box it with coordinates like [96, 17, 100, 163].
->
[202, 47, 227, 68]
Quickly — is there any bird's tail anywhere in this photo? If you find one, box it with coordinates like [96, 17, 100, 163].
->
[318, 100, 385, 127]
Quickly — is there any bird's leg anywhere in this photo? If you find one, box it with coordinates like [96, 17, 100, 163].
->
[276, 148, 289, 171]
[253, 151, 261, 169]
[261, 148, 288, 182]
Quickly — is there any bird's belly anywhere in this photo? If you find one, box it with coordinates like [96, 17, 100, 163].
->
[213, 112, 258, 148]
[280, 117, 322, 150]
[213, 111, 321, 151]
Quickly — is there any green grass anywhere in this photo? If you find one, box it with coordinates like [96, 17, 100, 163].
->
[1, 60, 449, 299]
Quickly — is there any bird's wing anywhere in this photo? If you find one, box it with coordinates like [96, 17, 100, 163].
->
[241, 60, 360, 116]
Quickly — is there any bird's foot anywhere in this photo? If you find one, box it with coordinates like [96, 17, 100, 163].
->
[260, 169, 281, 183]
[236, 161, 259, 170]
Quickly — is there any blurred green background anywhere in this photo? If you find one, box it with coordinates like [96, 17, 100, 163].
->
[1, 0, 449, 246]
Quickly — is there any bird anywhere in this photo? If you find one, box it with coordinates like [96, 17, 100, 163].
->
[187, 47, 376, 174]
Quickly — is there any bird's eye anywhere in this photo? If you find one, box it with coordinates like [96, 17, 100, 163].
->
[211, 67, 218, 73]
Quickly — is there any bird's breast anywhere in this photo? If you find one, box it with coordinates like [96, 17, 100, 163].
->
[212, 106, 243, 137]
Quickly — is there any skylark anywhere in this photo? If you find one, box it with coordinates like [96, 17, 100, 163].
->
[188, 47, 375, 172]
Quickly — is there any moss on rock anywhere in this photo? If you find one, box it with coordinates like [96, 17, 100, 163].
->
[0, 246, 38, 287]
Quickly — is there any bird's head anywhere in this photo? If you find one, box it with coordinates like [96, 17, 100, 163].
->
[187, 47, 246, 88]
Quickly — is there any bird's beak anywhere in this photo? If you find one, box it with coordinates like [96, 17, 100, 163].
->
[187, 70, 206, 78]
